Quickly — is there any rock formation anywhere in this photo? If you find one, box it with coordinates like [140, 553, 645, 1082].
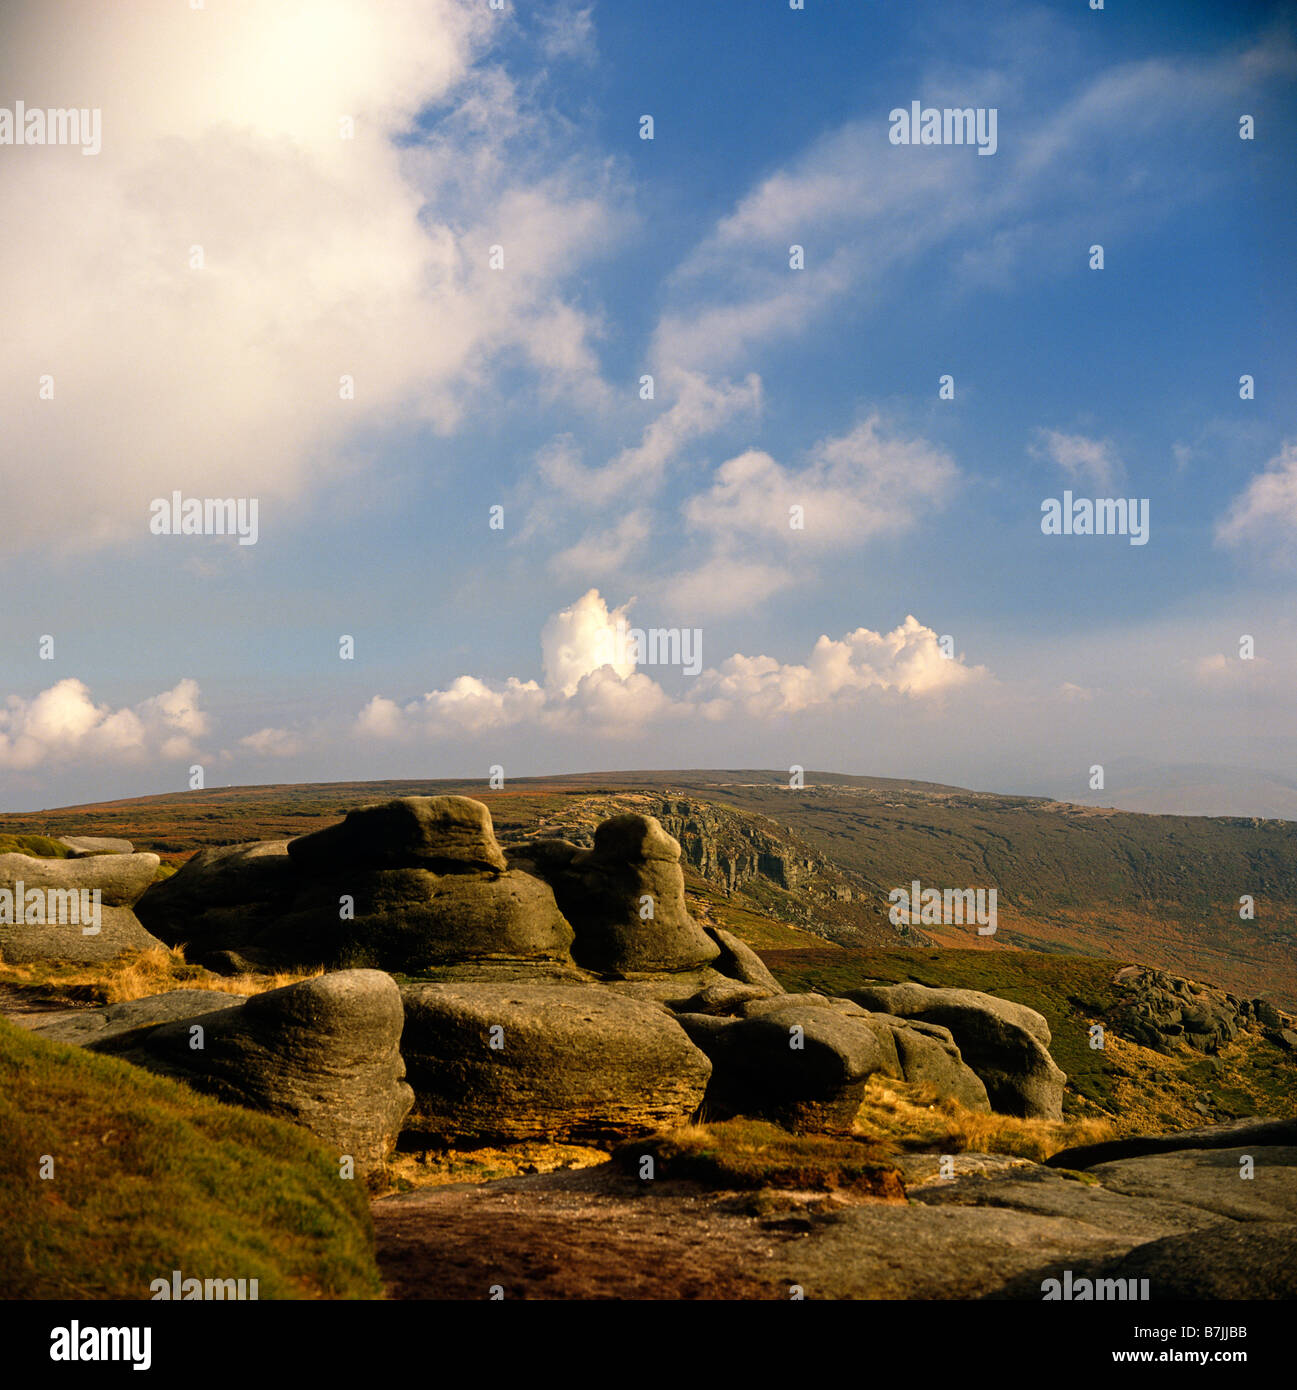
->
[90, 969, 412, 1177]
[125, 795, 1073, 1146]
[0, 848, 165, 963]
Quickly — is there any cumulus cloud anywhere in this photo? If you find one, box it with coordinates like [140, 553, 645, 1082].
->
[1215, 440, 1297, 560]
[663, 414, 958, 615]
[349, 593, 984, 741]
[1031, 429, 1123, 491]
[0, 678, 207, 768]
[0, 0, 625, 555]
[686, 415, 958, 546]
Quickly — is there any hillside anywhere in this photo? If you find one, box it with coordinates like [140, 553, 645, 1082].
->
[3, 768, 1294, 1006]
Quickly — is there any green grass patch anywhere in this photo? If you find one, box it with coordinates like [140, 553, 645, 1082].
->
[0, 834, 75, 859]
[0, 1015, 381, 1299]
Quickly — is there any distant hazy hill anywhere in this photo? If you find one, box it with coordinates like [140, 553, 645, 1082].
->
[4, 769, 1293, 1006]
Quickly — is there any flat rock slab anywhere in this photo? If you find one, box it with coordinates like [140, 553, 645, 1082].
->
[1091, 1220, 1297, 1299]
[23, 989, 244, 1047]
[57, 836, 135, 856]
[1088, 1146, 1297, 1223]
[771, 1202, 1139, 1300]
[1048, 1116, 1297, 1168]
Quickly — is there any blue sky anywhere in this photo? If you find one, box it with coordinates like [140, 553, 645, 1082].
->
[1, 0, 1295, 814]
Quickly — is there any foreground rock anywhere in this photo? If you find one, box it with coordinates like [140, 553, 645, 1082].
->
[0, 850, 165, 963]
[848, 982, 1065, 1119]
[368, 1137, 1297, 1299]
[92, 970, 412, 1176]
[399, 981, 712, 1144]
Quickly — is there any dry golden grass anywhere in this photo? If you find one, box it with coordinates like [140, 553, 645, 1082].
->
[0, 946, 319, 1004]
[852, 1075, 1116, 1161]
[379, 1140, 608, 1196]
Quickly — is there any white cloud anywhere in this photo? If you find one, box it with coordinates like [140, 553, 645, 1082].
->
[0, 0, 625, 555]
[1215, 440, 1297, 560]
[348, 594, 984, 741]
[692, 616, 984, 719]
[239, 727, 305, 758]
[0, 678, 207, 768]
[664, 414, 957, 616]
[540, 588, 637, 695]
[686, 415, 958, 547]
[1031, 429, 1122, 492]
[537, 369, 762, 507]
[550, 511, 651, 578]
[651, 44, 1276, 373]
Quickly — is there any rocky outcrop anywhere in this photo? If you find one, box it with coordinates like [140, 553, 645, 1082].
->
[0, 849, 165, 963]
[399, 981, 712, 1144]
[676, 992, 989, 1130]
[848, 982, 1065, 1119]
[125, 796, 1071, 1143]
[92, 970, 412, 1177]
[510, 814, 719, 976]
[140, 798, 575, 973]
[1106, 964, 1283, 1055]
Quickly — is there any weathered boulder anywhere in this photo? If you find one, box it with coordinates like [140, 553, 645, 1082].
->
[263, 865, 574, 970]
[135, 839, 296, 954]
[57, 835, 135, 857]
[138, 801, 576, 974]
[704, 925, 784, 993]
[848, 982, 1065, 1119]
[516, 815, 720, 976]
[0, 851, 165, 963]
[287, 796, 508, 874]
[676, 997, 890, 1132]
[92, 970, 412, 1177]
[399, 981, 712, 1144]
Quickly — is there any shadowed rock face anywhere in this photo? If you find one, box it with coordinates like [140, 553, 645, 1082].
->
[0, 850, 165, 963]
[92, 970, 412, 1177]
[513, 814, 720, 977]
[399, 981, 712, 1144]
